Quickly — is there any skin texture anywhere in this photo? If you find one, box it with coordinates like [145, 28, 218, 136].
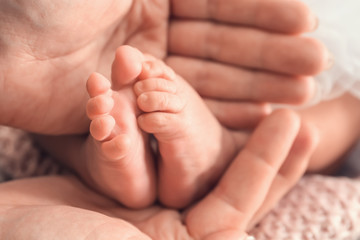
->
[168, 0, 331, 126]
[0, 0, 338, 238]
[0, 0, 329, 134]
[85, 45, 242, 208]
[0, 0, 168, 134]
[31, 89, 360, 239]
[0, 109, 318, 240]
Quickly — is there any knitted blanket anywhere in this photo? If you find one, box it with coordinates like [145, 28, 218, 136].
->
[0, 126, 359, 240]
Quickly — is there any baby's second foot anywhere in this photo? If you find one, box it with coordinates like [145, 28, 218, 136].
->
[83, 47, 156, 208]
[134, 58, 239, 208]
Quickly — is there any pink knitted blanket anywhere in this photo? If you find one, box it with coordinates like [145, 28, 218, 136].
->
[0, 126, 359, 240]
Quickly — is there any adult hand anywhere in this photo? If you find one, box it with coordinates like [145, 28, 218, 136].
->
[1, 0, 329, 134]
[165, 2, 322, 234]
[167, 0, 332, 129]
[0, 176, 242, 240]
[0, 0, 169, 134]
[0, 205, 152, 240]
[0, 110, 318, 240]
[186, 109, 319, 239]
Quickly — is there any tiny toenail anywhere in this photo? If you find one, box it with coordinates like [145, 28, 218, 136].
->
[104, 89, 112, 97]
[104, 79, 111, 88]
[142, 61, 151, 72]
[136, 82, 144, 92]
[140, 94, 148, 102]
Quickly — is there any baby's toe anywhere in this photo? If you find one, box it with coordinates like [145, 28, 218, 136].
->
[112, 45, 144, 89]
[101, 135, 131, 160]
[138, 112, 184, 135]
[139, 59, 176, 80]
[134, 78, 177, 96]
[90, 115, 116, 141]
[87, 73, 111, 98]
[137, 92, 184, 113]
[86, 95, 114, 120]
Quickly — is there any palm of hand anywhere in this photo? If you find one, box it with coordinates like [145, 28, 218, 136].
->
[0, 0, 168, 134]
[0, 2, 191, 237]
[2, 176, 191, 240]
[112, 206, 191, 240]
[9, 205, 190, 240]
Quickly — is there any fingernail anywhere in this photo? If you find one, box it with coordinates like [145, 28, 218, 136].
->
[325, 50, 334, 70]
[263, 103, 273, 115]
[307, 8, 319, 32]
[311, 16, 319, 32]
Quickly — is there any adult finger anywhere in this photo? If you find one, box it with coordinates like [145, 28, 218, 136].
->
[170, 0, 318, 34]
[186, 109, 301, 239]
[204, 99, 270, 129]
[169, 21, 330, 76]
[247, 121, 319, 229]
[166, 56, 316, 105]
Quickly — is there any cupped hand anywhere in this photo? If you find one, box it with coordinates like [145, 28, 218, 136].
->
[167, 0, 331, 129]
[0, 176, 235, 240]
[0, 109, 318, 240]
[1, 0, 329, 134]
[0, 0, 169, 134]
[0, 1, 322, 237]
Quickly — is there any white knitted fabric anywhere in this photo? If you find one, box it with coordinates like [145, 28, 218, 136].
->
[300, 0, 360, 105]
[0, 126, 360, 239]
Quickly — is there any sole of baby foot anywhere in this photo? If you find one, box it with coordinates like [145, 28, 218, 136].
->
[85, 70, 156, 209]
[135, 63, 238, 208]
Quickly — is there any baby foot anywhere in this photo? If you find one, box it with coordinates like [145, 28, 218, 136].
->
[134, 58, 240, 208]
[83, 46, 156, 208]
